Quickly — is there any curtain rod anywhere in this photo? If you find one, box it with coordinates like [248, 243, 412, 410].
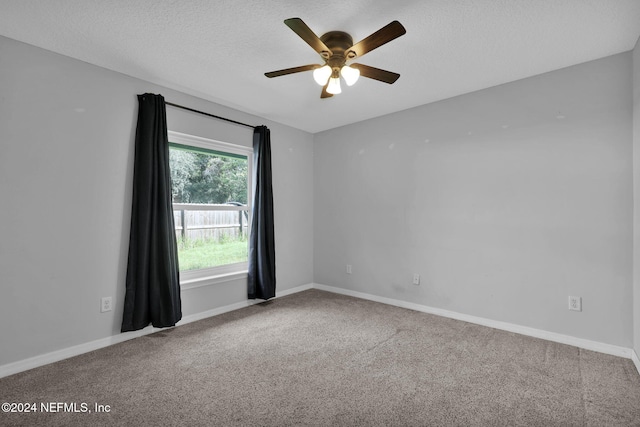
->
[166, 102, 255, 129]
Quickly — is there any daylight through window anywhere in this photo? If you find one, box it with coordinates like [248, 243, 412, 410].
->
[168, 131, 252, 282]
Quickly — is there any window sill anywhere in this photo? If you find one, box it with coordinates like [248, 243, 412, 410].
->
[180, 270, 248, 291]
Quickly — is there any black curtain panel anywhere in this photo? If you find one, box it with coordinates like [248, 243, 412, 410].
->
[248, 126, 276, 300]
[121, 93, 182, 332]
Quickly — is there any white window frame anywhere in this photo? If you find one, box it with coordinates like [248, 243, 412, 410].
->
[168, 130, 253, 290]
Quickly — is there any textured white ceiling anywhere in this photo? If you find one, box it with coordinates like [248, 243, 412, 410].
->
[1, 0, 639, 133]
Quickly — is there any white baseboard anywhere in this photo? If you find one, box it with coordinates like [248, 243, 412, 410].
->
[180, 282, 313, 324]
[2, 282, 636, 379]
[275, 282, 314, 298]
[312, 283, 634, 361]
[0, 326, 158, 380]
[0, 283, 313, 379]
[632, 350, 640, 376]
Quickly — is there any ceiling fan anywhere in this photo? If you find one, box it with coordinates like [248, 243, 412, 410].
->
[265, 18, 406, 98]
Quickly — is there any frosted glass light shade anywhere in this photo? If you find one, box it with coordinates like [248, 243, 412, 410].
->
[340, 65, 360, 86]
[326, 77, 342, 94]
[313, 65, 332, 86]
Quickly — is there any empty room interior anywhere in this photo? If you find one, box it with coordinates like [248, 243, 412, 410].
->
[2, 1, 640, 425]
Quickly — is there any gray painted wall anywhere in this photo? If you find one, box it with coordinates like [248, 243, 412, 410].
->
[314, 53, 633, 347]
[633, 39, 640, 357]
[1, 32, 637, 369]
[0, 36, 314, 366]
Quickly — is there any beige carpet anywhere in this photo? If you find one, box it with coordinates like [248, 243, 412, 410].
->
[1, 289, 639, 426]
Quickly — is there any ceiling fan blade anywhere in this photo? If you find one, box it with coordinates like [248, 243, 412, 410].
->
[320, 83, 333, 99]
[284, 18, 332, 58]
[348, 21, 406, 58]
[350, 63, 400, 84]
[265, 64, 320, 78]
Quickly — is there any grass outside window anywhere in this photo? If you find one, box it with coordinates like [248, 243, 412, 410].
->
[177, 236, 248, 271]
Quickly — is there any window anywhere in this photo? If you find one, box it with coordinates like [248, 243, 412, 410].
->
[168, 131, 252, 288]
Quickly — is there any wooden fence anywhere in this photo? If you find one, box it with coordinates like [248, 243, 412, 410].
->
[173, 208, 248, 242]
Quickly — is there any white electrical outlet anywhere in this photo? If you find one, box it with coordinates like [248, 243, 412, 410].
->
[101, 297, 113, 313]
[412, 273, 420, 285]
[568, 296, 581, 312]
[346, 265, 352, 274]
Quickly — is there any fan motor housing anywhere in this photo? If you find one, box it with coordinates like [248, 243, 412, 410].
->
[320, 31, 356, 69]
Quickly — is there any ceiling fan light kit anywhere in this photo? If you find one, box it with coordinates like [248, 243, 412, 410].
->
[327, 76, 342, 95]
[313, 65, 332, 85]
[265, 18, 406, 98]
[340, 65, 360, 86]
